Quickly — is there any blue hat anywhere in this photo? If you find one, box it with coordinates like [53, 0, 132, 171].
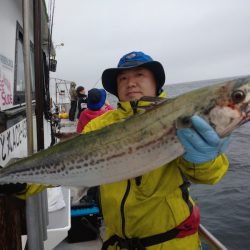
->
[102, 51, 165, 97]
[87, 88, 106, 110]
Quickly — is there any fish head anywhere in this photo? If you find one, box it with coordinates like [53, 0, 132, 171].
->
[208, 78, 250, 137]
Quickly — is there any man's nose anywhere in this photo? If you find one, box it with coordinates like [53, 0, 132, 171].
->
[127, 77, 136, 88]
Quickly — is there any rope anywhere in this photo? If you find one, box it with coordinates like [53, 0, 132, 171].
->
[92, 77, 101, 88]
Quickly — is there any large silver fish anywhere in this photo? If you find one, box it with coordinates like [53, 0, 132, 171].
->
[0, 76, 250, 187]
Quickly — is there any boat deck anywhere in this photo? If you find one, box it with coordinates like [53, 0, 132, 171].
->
[54, 239, 102, 250]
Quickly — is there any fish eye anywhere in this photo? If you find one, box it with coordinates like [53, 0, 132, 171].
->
[231, 90, 246, 104]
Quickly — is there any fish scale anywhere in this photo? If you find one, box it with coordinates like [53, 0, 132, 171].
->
[0, 76, 250, 187]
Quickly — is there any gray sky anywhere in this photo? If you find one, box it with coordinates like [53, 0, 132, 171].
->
[49, 0, 250, 90]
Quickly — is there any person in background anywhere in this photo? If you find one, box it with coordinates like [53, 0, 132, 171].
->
[83, 51, 231, 250]
[68, 81, 78, 121]
[76, 86, 87, 119]
[76, 88, 113, 133]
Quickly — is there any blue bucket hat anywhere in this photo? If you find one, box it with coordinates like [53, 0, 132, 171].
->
[87, 88, 106, 110]
[102, 51, 165, 97]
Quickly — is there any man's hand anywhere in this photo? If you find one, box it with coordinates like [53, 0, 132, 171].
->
[177, 115, 231, 164]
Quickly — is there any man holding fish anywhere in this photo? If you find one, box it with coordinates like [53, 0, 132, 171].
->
[1, 51, 250, 249]
[82, 51, 230, 250]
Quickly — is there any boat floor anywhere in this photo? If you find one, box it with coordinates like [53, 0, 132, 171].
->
[54, 238, 102, 250]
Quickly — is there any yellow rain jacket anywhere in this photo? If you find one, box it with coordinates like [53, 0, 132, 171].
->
[84, 96, 229, 250]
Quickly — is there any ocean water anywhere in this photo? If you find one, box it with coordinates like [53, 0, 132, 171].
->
[166, 77, 250, 250]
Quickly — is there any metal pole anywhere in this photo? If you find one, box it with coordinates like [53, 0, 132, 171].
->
[34, 0, 45, 151]
[23, 0, 33, 151]
[33, 0, 49, 242]
[56, 80, 58, 107]
[41, 191, 49, 240]
[198, 224, 228, 250]
[23, 0, 44, 249]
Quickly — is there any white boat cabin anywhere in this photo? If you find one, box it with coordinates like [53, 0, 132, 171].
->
[0, 1, 70, 250]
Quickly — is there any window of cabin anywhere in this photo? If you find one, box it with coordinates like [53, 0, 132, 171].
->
[14, 22, 35, 105]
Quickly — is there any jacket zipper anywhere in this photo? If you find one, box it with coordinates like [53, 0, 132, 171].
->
[120, 103, 136, 238]
[130, 101, 139, 114]
[120, 179, 131, 238]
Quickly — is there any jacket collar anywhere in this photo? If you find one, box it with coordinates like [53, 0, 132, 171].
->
[117, 91, 166, 114]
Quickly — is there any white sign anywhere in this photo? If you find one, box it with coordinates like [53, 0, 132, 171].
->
[0, 119, 27, 167]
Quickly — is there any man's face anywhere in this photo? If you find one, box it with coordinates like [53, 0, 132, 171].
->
[117, 67, 157, 101]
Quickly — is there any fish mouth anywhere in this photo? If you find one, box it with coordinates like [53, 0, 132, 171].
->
[219, 102, 250, 137]
[239, 110, 250, 126]
[239, 102, 250, 126]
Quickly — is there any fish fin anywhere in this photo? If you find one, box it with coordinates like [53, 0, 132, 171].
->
[140, 96, 166, 104]
[0, 158, 23, 169]
[137, 96, 168, 111]
[5, 158, 23, 167]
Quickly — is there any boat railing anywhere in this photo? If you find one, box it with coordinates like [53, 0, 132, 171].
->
[199, 224, 228, 250]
